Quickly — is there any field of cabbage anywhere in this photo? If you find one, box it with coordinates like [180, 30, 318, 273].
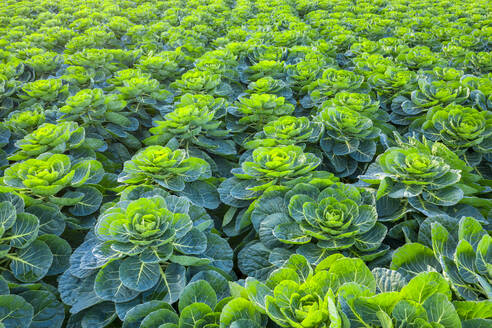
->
[0, 0, 491, 327]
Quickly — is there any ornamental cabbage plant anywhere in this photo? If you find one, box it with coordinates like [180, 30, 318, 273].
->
[249, 182, 387, 261]
[361, 136, 483, 210]
[244, 115, 323, 149]
[117, 145, 219, 208]
[219, 145, 326, 207]
[317, 105, 382, 177]
[8, 122, 85, 160]
[411, 104, 492, 166]
[59, 187, 232, 327]
[145, 93, 236, 158]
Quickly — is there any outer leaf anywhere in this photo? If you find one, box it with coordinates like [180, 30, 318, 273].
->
[94, 260, 140, 303]
[119, 257, 160, 292]
[19, 290, 64, 328]
[9, 213, 39, 248]
[9, 240, 53, 282]
[178, 280, 217, 313]
[423, 293, 461, 328]
[0, 294, 34, 328]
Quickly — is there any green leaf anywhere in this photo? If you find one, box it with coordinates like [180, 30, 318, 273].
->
[122, 300, 174, 328]
[354, 222, 387, 252]
[71, 160, 104, 187]
[178, 280, 217, 312]
[390, 243, 440, 280]
[19, 290, 65, 328]
[179, 303, 213, 328]
[105, 112, 132, 127]
[0, 294, 34, 328]
[372, 268, 407, 293]
[80, 302, 117, 328]
[140, 309, 178, 328]
[423, 186, 464, 206]
[26, 204, 65, 236]
[160, 263, 187, 304]
[392, 300, 427, 325]
[37, 234, 71, 275]
[455, 239, 479, 284]
[238, 242, 276, 280]
[245, 278, 272, 313]
[219, 298, 262, 328]
[9, 239, 53, 282]
[0, 201, 16, 231]
[283, 254, 313, 283]
[174, 228, 207, 255]
[459, 216, 486, 251]
[49, 193, 84, 206]
[169, 255, 211, 266]
[177, 181, 220, 209]
[401, 272, 451, 304]
[328, 257, 376, 293]
[9, 213, 39, 248]
[94, 260, 140, 303]
[273, 222, 311, 244]
[68, 186, 103, 216]
[454, 300, 492, 320]
[423, 293, 461, 328]
[119, 257, 160, 292]
[476, 234, 492, 277]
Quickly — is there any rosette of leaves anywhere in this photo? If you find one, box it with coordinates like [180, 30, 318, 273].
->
[25, 51, 62, 76]
[61, 65, 96, 89]
[226, 94, 295, 134]
[395, 46, 443, 70]
[1, 153, 104, 220]
[244, 254, 376, 326]
[195, 56, 239, 82]
[145, 95, 236, 159]
[461, 74, 492, 111]
[117, 145, 219, 209]
[0, 192, 71, 284]
[244, 45, 287, 66]
[18, 78, 68, 108]
[135, 51, 185, 83]
[244, 77, 293, 101]
[0, 61, 34, 117]
[65, 49, 121, 79]
[59, 88, 142, 151]
[305, 68, 366, 108]
[367, 66, 417, 105]
[339, 269, 467, 328]
[317, 106, 382, 178]
[249, 182, 387, 262]
[219, 145, 324, 207]
[391, 216, 492, 301]
[59, 187, 233, 327]
[353, 54, 394, 79]
[411, 104, 492, 166]
[322, 91, 390, 123]
[8, 122, 85, 161]
[286, 59, 325, 99]
[239, 60, 286, 84]
[118, 278, 260, 328]
[0, 276, 66, 328]
[361, 136, 483, 212]
[170, 69, 233, 99]
[4, 105, 45, 136]
[469, 51, 492, 73]
[244, 116, 323, 149]
[116, 74, 173, 112]
[347, 40, 383, 57]
[390, 78, 470, 125]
